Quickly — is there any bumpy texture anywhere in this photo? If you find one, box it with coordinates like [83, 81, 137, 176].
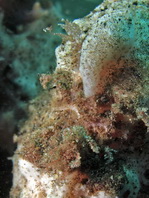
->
[56, 0, 149, 97]
[11, 0, 149, 198]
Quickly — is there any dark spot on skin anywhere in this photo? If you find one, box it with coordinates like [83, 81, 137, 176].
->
[123, 190, 130, 198]
[132, 2, 138, 6]
[144, 169, 149, 180]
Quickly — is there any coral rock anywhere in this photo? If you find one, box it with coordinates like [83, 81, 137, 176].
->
[11, 0, 149, 198]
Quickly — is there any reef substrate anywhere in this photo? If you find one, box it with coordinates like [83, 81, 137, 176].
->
[10, 0, 149, 197]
